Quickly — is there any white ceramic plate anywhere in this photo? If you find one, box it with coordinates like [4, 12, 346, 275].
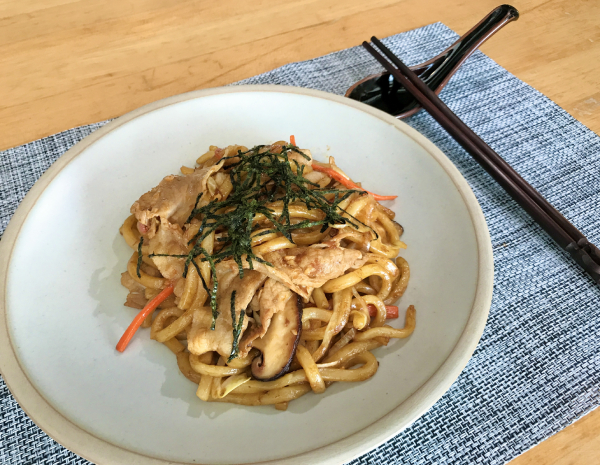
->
[0, 85, 493, 465]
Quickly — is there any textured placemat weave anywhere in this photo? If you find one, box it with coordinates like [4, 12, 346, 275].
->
[1, 22, 599, 465]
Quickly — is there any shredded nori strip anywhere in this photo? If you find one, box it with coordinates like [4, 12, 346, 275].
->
[136, 237, 144, 278]
[153, 144, 374, 357]
[185, 192, 203, 225]
[227, 290, 244, 362]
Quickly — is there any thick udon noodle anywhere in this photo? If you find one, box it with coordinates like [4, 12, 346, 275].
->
[119, 142, 415, 409]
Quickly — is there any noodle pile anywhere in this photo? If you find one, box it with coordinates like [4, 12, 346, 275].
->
[118, 141, 415, 409]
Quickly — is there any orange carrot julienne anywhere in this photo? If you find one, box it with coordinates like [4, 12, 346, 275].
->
[311, 164, 397, 201]
[116, 284, 174, 353]
[367, 304, 399, 319]
[290, 135, 296, 146]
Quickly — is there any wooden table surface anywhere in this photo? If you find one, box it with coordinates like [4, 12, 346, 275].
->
[2, 0, 599, 463]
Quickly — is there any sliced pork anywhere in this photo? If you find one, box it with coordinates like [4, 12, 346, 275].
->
[146, 219, 190, 280]
[250, 246, 367, 297]
[131, 162, 223, 228]
[238, 278, 293, 358]
[187, 270, 267, 358]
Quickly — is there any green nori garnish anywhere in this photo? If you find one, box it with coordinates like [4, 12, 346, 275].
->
[227, 290, 244, 362]
[153, 144, 371, 358]
[136, 237, 144, 278]
[185, 192, 203, 225]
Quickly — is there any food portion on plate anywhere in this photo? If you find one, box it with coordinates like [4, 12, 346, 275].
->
[117, 137, 415, 409]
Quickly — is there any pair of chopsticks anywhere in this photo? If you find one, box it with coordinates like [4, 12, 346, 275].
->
[363, 37, 600, 285]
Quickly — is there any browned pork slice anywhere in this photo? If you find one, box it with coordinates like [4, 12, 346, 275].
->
[214, 260, 243, 296]
[257, 279, 293, 332]
[271, 246, 367, 285]
[131, 162, 223, 228]
[187, 270, 267, 358]
[146, 219, 190, 280]
[238, 278, 293, 358]
[251, 295, 303, 381]
[252, 246, 367, 298]
[217, 246, 366, 298]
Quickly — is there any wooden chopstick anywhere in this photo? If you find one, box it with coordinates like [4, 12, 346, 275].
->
[363, 37, 600, 285]
[369, 37, 591, 250]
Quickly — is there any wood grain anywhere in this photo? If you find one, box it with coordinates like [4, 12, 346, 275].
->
[1, 0, 598, 463]
[512, 407, 600, 465]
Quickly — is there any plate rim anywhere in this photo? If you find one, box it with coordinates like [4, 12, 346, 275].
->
[0, 84, 493, 465]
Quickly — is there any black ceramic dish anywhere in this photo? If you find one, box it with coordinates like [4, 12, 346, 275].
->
[346, 5, 519, 118]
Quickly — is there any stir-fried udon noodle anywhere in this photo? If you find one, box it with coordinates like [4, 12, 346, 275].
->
[118, 139, 415, 410]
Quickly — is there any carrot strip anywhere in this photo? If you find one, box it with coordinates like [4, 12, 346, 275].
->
[311, 164, 397, 201]
[116, 284, 175, 353]
[290, 135, 296, 146]
[367, 304, 399, 319]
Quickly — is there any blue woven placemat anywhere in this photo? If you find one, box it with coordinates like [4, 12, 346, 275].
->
[1, 22, 599, 465]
